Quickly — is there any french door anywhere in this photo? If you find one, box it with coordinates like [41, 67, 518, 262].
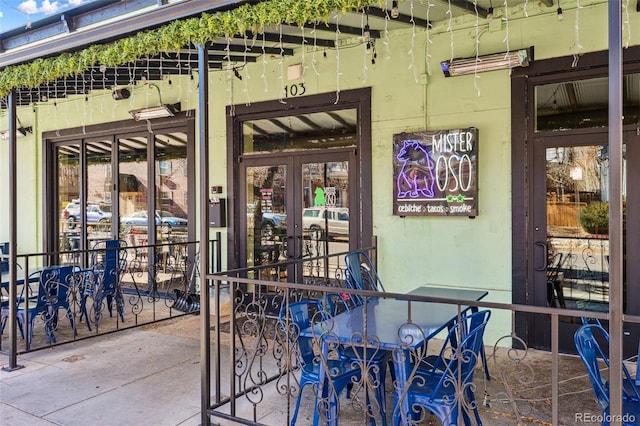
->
[240, 149, 356, 282]
[530, 128, 640, 355]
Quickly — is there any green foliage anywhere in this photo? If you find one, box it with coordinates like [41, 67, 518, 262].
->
[579, 201, 609, 234]
[0, 0, 389, 97]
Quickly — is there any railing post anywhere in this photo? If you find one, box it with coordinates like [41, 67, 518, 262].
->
[2, 89, 24, 372]
[197, 41, 212, 426]
[608, 1, 623, 423]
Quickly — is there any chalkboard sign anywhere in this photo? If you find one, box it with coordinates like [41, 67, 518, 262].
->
[392, 128, 478, 217]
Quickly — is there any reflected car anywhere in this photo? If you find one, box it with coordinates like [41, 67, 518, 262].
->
[302, 207, 349, 236]
[121, 210, 188, 233]
[62, 202, 112, 229]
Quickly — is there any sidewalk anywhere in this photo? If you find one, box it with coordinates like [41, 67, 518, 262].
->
[1, 318, 203, 426]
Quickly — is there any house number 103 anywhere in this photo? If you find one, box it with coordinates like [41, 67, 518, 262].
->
[284, 83, 306, 98]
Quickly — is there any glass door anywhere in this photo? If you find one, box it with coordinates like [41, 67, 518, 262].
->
[301, 159, 351, 277]
[242, 152, 354, 282]
[531, 129, 640, 354]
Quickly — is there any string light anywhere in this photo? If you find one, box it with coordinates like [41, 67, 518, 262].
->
[311, 22, 320, 76]
[447, 0, 454, 63]
[408, 0, 418, 83]
[557, 0, 563, 21]
[425, 0, 433, 75]
[503, 0, 511, 73]
[473, 0, 481, 97]
[487, 0, 494, 20]
[334, 13, 342, 104]
[261, 31, 269, 93]
[391, 0, 399, 19]
[383, 6, 391, 60]
[242, 36, 251, 106]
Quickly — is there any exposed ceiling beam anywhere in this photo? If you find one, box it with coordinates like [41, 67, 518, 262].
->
[295, 115, 324, 131]
[366, 6, 430, 28]
[300, 21, 380, 39]
[446, 0, 490, 19]
[246, 31, 335, 48]
[267, 118, 295, 134]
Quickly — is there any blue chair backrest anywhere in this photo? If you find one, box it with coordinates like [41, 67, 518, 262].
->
[574, 324, 611, 410]
[344, 251, 385, 293]
[427, 310, 491, 378]
[90, 240, 127, 293]
[1, 242, 8, 272]
[424, 310, 490, 396]
[574, 323, 640, 406]
[32, 265, 74, 310]
[278, 301, 316, 366]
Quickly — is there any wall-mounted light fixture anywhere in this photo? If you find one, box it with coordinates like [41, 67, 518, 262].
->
[0, 125, 32, 140]
[112, 88, 131, 100]
[440, 47, 533, 77]
[0, 116, 33, 140]
[129, 83, 180, 120]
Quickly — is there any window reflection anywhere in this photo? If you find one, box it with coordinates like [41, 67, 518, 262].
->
[535, 74, 640, 131]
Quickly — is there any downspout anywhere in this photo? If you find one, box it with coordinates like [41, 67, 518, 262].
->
[197, 42, 212, 426]
[608, 1, 623, 422]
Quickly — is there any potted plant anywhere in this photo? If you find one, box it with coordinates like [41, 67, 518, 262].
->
[579, 201, 609, 234]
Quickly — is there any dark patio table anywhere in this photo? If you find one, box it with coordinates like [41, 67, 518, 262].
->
[301, 286, 487, 426]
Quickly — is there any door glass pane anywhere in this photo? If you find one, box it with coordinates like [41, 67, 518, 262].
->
[57, 144, 80, 265]
[535, 73, 640, 132]
[545, 145, 625, 313]
[118, 135, 149, 249]
[242, 109, 357, 154]
[246, 165, 287, 273]
[154, 132, 189, 270]
[86, 138, 113, 246]
[302, 161, 349, 270]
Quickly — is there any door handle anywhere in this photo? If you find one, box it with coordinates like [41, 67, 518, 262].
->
[535, 242, 548, 271]
[286, 235, 302, 259]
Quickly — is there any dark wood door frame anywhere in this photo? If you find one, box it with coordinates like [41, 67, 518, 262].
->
[511, 47, 640, 351]
[226, 88, 372, 271]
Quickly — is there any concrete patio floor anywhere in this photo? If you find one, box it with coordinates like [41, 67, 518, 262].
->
[0, 313, 617, 426]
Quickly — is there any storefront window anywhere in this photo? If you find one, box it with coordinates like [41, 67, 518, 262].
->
[535, 73, 640, 132]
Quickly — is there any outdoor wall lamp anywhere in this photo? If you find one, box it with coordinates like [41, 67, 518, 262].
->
[440, 47, 533, 77]
[0, 125, 33, 140]
[129, 83, 180, 120]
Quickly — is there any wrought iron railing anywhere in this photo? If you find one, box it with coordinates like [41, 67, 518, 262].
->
[203, 247, 639, 426]
[0, 236, 221, 354]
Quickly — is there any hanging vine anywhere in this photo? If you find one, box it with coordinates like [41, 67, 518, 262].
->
[0, 0, 389, 97]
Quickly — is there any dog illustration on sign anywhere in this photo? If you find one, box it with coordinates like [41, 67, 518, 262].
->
[396, 140, 436, 198]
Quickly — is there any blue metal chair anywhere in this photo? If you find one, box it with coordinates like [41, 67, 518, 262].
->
[575, 323, 640, 425]
[344, 252, 397, 424]
[278, 300, 362, 426]
[81, 239, 127, 330]
[317, 292, 390, 425]
[580, 317, 640, 401]
[1, 265, 77, 350]
[393, 309, 491, 426]
[344, 251, 385, 306]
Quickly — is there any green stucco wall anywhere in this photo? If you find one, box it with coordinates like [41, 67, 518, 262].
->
[0, 0, 636, 341]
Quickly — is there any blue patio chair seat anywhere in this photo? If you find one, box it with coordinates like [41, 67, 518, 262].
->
[1, 265, 77, 350]
[575, 323, 640, 425]
[393, 309, 491, 426]
[278, 300, 362, 426]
